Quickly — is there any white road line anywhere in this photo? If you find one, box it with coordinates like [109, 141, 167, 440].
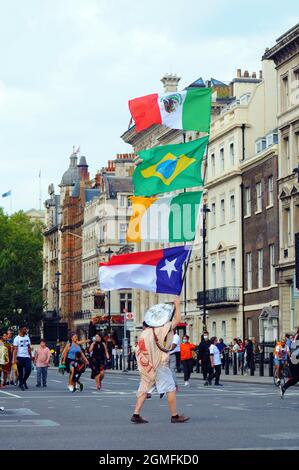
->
[0, 390, 21, 398]
[50, 380, 62, 383]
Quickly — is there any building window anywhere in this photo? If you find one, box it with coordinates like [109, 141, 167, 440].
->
[230, 194, 235, 221]
[231, 258, 236, 286]
[284, 137, 290, 174]
[282, 75, 289, 110]
[220, 198, 225, 224]
[212, 321, 217, 337]
[230, 142, 234, 166]
[245, 187, 251, 216]
[221, 260, 226, 287]
[220, 148, 224, 171]
[256, 182, 262, 212]
[211, 262, 216, 288]
[268, 176, 273, 206]
[247, 253, 252, 290]
[247, 318, 253, 338]
[120, 195, 126, 208]
[119, 223, 127, 242]
[269, 244, 275, 285]
[120, 292, 132, 313]
[221, 321, 226, 338]
[258, 249, 263, 288]
[211, 202, 216, 228]
[211, 153, 215, 177]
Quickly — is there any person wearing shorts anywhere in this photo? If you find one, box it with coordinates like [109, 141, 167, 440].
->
[131, 297, 189, 424]
[274, 339, 289, 385]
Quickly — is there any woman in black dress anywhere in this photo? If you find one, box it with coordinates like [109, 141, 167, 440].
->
[89, 334, 109, 390]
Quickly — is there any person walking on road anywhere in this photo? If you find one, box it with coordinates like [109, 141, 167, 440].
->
[12, 325, 32, 391]
[89, 334, 109, 390]
[208, 337, 222, 386]
[131, 297, 190, 424]
[280, 328, 299, 398]
[61, 334, 89, 392]
[169, 329, 180, 390]
[180, 335, 195, 386]
[198, 332, 211, 385]
[35, 339, 51, 387]
[0, 331, 9, 388]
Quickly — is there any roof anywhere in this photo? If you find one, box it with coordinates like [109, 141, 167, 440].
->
[85, 189, 100, 203]
[263, 23, 299, 61]
[103, 176, 133, 198]
[60, 153, 80, 187]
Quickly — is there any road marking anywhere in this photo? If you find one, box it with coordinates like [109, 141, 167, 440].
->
[223, 406, 247, 411]
[260, 432, 299, 440]
[50, 380, 62, 383]
[0, 390, 21, 398]
[0, 419, 59, 427]
[3, 408, 38, 416]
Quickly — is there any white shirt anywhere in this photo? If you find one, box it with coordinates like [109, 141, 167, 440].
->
[209, 344, 221, 366]
[13, 335, 31, 358]
[170, 333, 180, 354]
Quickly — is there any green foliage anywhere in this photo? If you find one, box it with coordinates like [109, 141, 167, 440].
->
[0, 208, 44, 329]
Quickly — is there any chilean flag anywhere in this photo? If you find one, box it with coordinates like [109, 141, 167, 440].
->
[99, 246, 190, 295]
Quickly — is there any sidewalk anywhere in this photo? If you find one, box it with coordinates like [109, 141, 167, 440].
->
[105, 369, 274, 385]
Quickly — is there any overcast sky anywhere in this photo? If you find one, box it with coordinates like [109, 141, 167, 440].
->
[0, 0, 298, 213]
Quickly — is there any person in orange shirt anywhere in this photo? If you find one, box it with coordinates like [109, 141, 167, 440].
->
[180, 335, 195, 386]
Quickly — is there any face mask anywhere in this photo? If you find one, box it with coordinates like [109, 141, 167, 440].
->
[204, 335, 208, 340]
[182, 339, 187, 343]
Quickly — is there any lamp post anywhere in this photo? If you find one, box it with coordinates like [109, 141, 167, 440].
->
[202, 201, 210, 332]
[105, 248, 114, 331]
[55, 271, 61, 342]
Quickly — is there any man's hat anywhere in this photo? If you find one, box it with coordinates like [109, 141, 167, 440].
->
[144, 303, 174, 328]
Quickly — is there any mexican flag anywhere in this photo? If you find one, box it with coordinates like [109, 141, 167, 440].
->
[126, 191, 202, 243]
[129, 87, 211, 133]
[133, 136, 208, 197]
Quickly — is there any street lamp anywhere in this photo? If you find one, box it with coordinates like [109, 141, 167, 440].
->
[55, 271, 61, 342]
[202, 201, 210, 332]
[105, 248, 114, 331]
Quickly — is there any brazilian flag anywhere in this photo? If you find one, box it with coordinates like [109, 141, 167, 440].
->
[133, 136, 208, 196]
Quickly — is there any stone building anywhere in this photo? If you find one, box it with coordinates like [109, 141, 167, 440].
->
[264, 24, 299, 335]
[76, 154, 135, 339]
[201, 61, 277, 342]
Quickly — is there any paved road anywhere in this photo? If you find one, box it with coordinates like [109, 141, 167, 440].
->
[0, 369, 299, 450]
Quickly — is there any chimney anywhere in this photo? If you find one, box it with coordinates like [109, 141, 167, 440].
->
[237, 69, 241, 78]
[252, 72, 256, 78]
[161, 73, 181, 92]
[259, 70, 263, 79]
[244, 70, 249, 78]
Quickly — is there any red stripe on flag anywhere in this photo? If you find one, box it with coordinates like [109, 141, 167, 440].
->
[99, 248, 163, 267]
[128, 93, 161, 132]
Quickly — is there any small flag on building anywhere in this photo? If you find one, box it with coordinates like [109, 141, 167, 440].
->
[99, 245, 190, 295]
[129, 87, 211, 133]
[2, 190, 12, 198]
[126, 191, 202, 243]
[133, 136, 208, 197]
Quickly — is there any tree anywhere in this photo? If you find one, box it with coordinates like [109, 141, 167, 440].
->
[0, 208, 44, 329]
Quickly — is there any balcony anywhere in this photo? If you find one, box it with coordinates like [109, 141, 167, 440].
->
[197, 287, 241, 309]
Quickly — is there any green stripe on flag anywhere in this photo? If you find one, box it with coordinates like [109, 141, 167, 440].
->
[169, 191, 202, 242]
[182, 88, 211, 132]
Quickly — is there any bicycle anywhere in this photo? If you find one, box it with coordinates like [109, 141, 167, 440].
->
[273, 363, 290, 387]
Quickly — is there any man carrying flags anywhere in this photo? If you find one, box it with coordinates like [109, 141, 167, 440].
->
[131, 297, 190, 424]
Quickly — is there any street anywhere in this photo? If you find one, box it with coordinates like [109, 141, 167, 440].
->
[0, 369, 299, 450]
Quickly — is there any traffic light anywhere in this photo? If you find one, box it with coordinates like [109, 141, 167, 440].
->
[94, 293, 105, 309]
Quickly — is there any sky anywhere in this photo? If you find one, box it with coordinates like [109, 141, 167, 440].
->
[0, 0, 298, 213]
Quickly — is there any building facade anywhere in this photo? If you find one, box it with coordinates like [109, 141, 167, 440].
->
[264, 24, 299, 335]
[201, 61, 277, 342]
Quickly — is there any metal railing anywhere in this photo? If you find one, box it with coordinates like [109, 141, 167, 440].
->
[197, 287, 241, 306]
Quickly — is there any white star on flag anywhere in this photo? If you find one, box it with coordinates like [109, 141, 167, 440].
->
[160, 258, 178, 278]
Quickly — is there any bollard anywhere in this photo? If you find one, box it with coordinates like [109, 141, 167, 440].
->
[225, 350, 230, 375]
[233, 352, 238, 375]
[116, 355, 119, 370]
[120, 355, 123, 370]
[269, 352, 274, 377]
[259, 346, 264, 377]
[250, 357, 255, 376]
[112, 356, 115, 370]
[127, 354, 131, 371]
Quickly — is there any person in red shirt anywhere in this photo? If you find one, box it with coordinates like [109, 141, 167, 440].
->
[180, 335, 195, 386]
